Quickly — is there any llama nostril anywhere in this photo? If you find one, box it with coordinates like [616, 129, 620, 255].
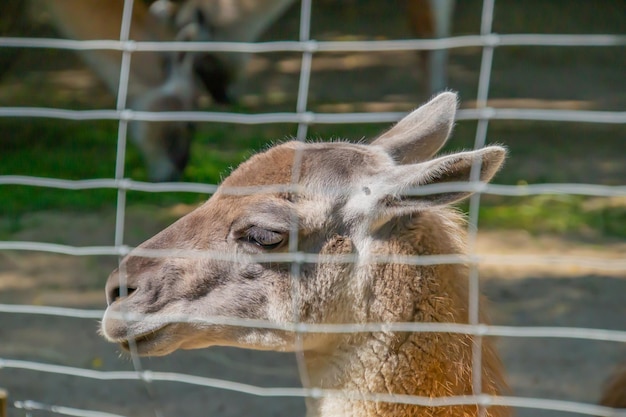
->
[108, 286, 137, 305]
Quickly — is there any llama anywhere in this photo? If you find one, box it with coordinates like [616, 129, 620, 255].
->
[38, 0, 455, 181]
[37, 0, 298, 181]
[169, 0, 456, 95]
[101, 92, 509, 417]
[169, 0, 296, 94]
[40, 0, 200, 181]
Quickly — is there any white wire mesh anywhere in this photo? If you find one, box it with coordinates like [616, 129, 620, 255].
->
[3, 359, 626, 417]
[1, 0, 625, 416]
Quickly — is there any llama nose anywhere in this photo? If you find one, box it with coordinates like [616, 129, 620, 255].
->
[105, 270, 138, 306]
[106, 285, 137, 306]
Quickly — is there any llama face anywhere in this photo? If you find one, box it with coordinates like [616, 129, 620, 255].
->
[100, 141, 389, 354]
[100, 93, 506, 356]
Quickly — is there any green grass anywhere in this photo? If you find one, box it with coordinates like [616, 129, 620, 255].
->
[2, 116, 626, 240]
[1, 118, 118, 213]
[478, 195, 626, 240]
[0, 118, 302, 218]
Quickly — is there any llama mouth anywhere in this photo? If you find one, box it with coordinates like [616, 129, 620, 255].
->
[119, 325, 169, 353]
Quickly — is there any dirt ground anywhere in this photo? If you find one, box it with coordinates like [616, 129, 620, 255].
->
[1, 1, 626, 417]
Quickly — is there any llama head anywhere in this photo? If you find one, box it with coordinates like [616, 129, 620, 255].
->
[129, 47, 198, 182]
[174, 5, 235, 104]
[101, 92, 506, 356]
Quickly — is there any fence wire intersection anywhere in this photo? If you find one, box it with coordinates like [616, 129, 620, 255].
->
[1, 0, 625, 416]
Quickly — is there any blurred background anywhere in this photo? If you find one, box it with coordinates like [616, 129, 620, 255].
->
[0, 1, 625, 416]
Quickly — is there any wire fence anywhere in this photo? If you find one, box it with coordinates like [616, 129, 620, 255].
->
[1, 0, 625, 416]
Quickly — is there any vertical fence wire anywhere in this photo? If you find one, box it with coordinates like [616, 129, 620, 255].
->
[291, 0, 315, 393]
[468, 0, 497, 413]
[114, 1, 164, 416]
[113, 0, 134, 247]
[295, 0, 315, 142]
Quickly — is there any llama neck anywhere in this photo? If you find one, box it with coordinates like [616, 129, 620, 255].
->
[302, 210, 507, 417]
[303, 311, 507, 417]
[303, 309, 495, 417]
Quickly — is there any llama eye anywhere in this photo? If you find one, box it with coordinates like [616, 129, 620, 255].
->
[242, 227, 284, 249]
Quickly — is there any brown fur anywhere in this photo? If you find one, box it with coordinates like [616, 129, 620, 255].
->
[303, 210, 508, 417]
[101, 93, 509, 417]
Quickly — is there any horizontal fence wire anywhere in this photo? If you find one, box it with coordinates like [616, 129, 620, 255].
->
[1, 107, 625, 125]
[2, 244, 626, 272]
[1, 33, 626, 52]
[2, 177, 626, 197]
[1, 0, 626, 416]
[13, 401, 128, 417]
[1, 307, 626, 343]
[3, 360, 626, 417]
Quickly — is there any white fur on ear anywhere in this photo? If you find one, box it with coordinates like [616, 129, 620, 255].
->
[382, 146, 507, 211]
[341, 146, 505, 228]
[343, 146, 507, 228]
[371, 92, 458, 164]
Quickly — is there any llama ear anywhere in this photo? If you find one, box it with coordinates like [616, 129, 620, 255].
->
[371, 92, 458, 164]
[378, 146, 507, 213]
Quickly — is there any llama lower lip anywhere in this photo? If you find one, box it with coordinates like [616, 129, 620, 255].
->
[120, 326, 168, 352]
